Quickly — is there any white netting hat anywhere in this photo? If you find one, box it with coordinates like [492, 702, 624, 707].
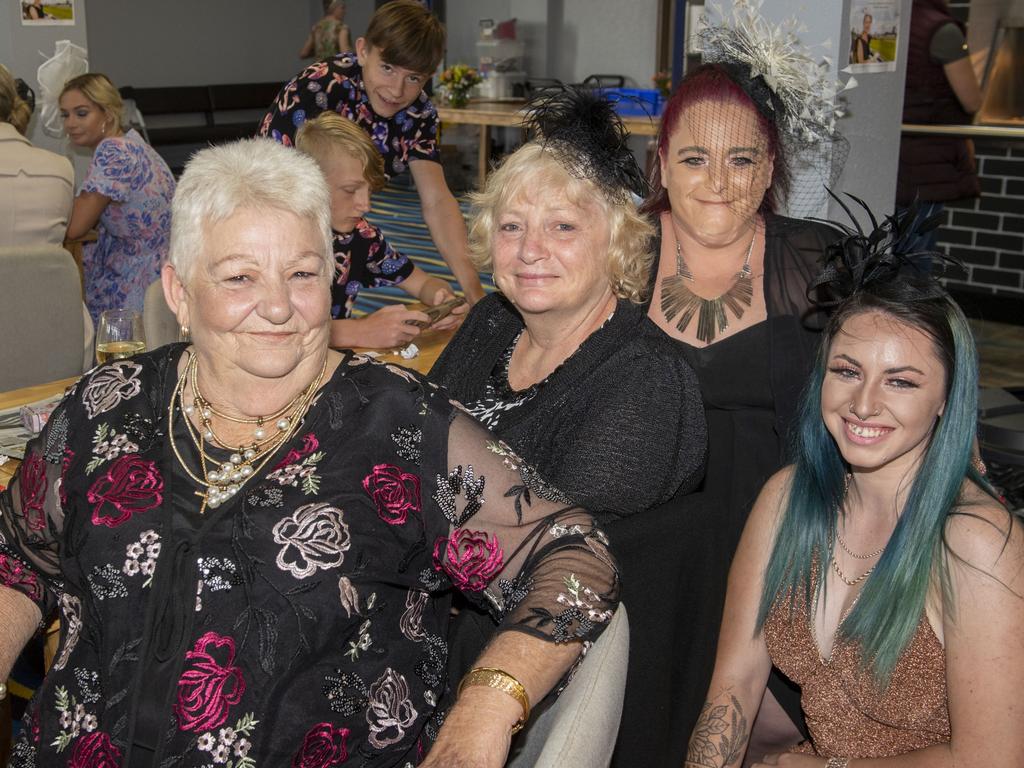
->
[36, 40, 89, 138]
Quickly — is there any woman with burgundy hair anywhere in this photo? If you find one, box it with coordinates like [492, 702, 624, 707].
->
[612, 7, 848, 761]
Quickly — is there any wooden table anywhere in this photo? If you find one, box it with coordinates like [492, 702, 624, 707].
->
[436, 100, 661, 188]
[0, 376, 78, 487]
[350, 324, 454, 374]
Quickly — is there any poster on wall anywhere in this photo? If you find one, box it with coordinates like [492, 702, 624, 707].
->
[847, 0, 900, 73]
[20, 0, 76, 25]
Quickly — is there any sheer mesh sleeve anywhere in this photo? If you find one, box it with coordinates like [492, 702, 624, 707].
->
[431, 411, 619, 645]
[0, 404, 73, 621]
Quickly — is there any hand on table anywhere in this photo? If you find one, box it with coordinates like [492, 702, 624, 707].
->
[352, 304, 429, 348]
[425, 285, 468, 332]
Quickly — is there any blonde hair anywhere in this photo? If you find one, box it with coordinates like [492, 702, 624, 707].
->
[60, 72, 124, 130]
[295, 112, 386, 192]
[469, 143, 655, 303]
[0, 65, 32, 135]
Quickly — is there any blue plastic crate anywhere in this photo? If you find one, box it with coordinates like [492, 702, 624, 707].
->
[599, 87, 662, 117]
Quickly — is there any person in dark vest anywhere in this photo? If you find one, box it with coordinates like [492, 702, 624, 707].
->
[897, 0, 982, 251]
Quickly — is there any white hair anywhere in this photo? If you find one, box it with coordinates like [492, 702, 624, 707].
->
[169, 138, 333, 285]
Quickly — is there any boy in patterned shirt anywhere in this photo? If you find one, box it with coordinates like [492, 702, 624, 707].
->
[296, 112, 464, 349]
[261, 0, 484, 304]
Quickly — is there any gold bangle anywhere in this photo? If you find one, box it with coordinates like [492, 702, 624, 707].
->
[457, 666, 530, 734]
[0, 682, 7, 701]
[825, 759, 850, 768]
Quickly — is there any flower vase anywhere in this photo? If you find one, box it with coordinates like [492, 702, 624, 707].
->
[447, 90, 470, 108]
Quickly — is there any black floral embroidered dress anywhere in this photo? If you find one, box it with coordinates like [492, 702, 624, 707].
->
[0, 345, 618, 767]
[259, 54, 439, 180]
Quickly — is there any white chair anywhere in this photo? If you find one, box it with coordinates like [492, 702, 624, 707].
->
[0, 245, 86, 390]
[143, 278, 179, 350]
[506, 604, 629, 768]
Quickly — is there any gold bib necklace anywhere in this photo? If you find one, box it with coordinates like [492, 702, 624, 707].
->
[660, 235, 754, 344]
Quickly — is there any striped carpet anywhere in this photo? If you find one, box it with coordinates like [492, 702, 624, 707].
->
[356, 185, 496, 316]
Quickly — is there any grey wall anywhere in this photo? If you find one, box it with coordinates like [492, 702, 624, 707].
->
[561, 0, 659, 86]
[444, 0, 660, 86]
[85, 0, 313, 88]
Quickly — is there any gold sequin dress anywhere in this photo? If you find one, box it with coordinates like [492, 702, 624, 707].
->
[763, 583, 950, 758]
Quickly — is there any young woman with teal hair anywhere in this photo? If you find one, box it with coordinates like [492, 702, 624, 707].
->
[685, 207, 1024, 768]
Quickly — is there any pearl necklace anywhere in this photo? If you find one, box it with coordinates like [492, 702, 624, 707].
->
[168, 353, 327, 512]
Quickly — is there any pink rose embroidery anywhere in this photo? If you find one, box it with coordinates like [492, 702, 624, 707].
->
[362, 464, 420, 526]
[87, 455, 163, 528]
[0, 554, 42, 602]
[433, 529, 504, 592]
[174, 632, 245, 732]
[292, 722, 350, 768]
[273, 433, 320, 472]
[59, 448, 75, 508]
[18, 450, 48, 531]
[366, 668, 418, 749]
[67, 731, 122, 768]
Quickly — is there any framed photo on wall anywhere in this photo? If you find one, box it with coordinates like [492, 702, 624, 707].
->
[21, 0, 76, 25]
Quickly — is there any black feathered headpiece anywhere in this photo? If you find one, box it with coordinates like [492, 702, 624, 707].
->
[523, 85, 649, 201]
[808, 192, 964, 307]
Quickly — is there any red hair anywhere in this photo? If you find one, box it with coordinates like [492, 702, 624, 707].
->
[642, 63, 789, 216]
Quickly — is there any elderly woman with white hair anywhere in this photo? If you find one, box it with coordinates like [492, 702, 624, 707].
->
[0, 137, 618, 768]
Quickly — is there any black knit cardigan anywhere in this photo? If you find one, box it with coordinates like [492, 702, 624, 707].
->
[429, 296, 707, 522]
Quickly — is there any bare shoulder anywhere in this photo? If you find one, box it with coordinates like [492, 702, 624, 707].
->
[946, 485, 1024, 588]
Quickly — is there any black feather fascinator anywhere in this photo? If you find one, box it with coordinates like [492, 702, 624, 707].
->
[523, 84, 649, 201]
[808, 191, 964, 308]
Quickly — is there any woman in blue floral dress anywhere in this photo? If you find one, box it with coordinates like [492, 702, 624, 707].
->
[60, 73, 175, 324]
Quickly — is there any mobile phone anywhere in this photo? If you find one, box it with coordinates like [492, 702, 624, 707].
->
[408, 296, 466, 328]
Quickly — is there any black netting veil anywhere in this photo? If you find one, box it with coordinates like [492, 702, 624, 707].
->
[523, 85, 649, 201]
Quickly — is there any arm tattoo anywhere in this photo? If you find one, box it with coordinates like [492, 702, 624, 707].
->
[685, 694, 750, 768]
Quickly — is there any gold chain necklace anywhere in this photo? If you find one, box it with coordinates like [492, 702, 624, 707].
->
[187, 362, 295, 451]
[832, 473, 887, 584]
[831, 556, 876, 587]
[168, 353, 327, 513]
[835, 530, 886, 560]
[660, 234, 754, 344]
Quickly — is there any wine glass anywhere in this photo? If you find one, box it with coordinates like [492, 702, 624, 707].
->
[95, 309, 147, 364]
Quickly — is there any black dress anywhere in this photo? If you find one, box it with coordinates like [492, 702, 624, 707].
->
[608, 214, 836, 767]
